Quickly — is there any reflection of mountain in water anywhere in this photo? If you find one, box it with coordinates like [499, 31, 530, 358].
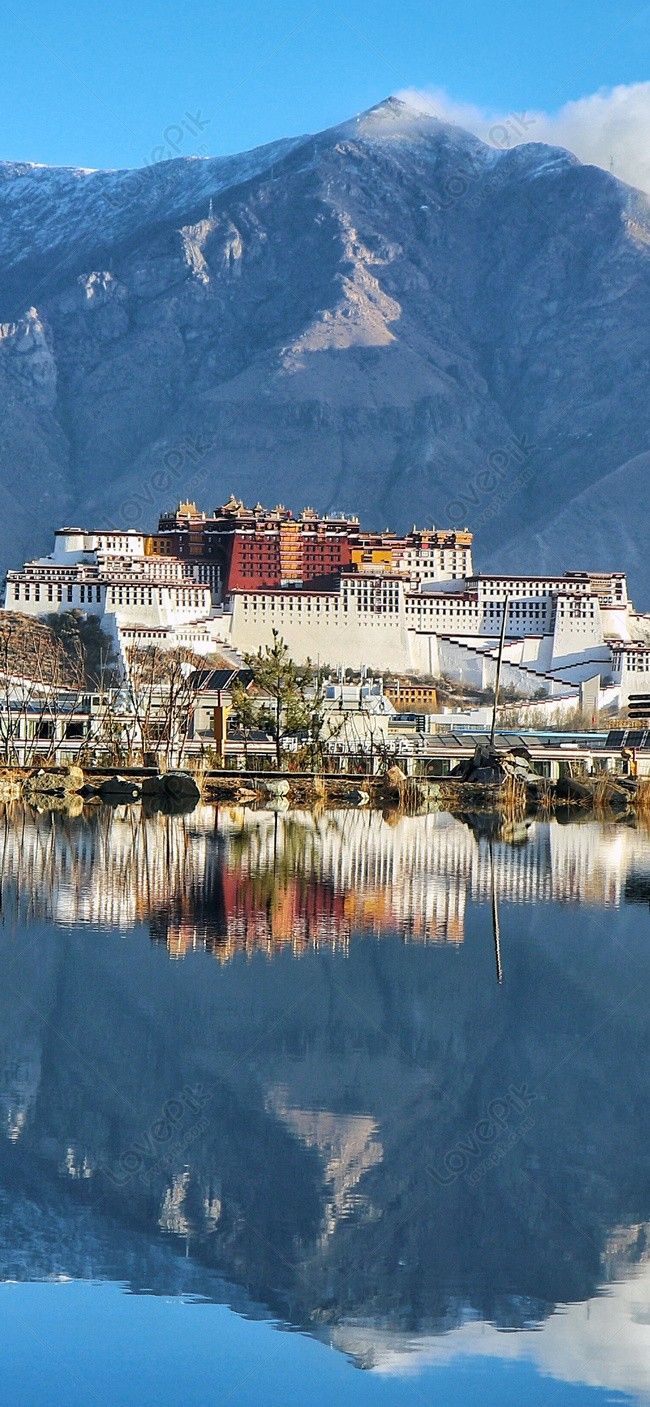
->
[1, 803, 649, 958]
[328, 1255, 650, 1399]
[267, 1088, 383, 1242]
[0, 796, 648, 1399]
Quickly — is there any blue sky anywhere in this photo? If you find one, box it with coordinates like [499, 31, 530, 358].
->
[1, 0, 649, 170]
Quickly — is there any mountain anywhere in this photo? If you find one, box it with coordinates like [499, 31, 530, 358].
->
[0, 97, 649, 598]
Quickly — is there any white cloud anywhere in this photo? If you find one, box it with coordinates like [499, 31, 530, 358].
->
[395, 83, 650, 193]
[329, 1262, 650, 1401]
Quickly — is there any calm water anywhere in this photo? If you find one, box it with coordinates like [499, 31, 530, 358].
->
[0, 801, 649, 1406]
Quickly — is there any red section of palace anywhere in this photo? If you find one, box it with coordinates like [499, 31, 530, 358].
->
[157, 498, 356, 594]
[154, 495, 473, 597]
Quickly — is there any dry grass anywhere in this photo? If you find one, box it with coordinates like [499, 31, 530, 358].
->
[368, 772, 425, 814]
[633, 778, 650, 820]
[0, 613, 82, 687]
[188, 762, 207, 796]
[591, 775, 617, 816]
[437, 777, 523, 817]
[399, 776, 425, 812]
[532, 779, 555, 816]
[499, 774, 527, 821]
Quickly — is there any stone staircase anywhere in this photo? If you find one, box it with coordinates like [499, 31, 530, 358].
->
[438, 634, 579, 698]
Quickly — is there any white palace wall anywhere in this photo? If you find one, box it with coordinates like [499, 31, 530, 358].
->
[230, 591, 421, 674]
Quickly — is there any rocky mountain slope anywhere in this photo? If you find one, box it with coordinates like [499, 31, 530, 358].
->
[1, 97, 649, 597]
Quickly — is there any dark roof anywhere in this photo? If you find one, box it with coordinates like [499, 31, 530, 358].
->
[226, 726, 273, 743]
[423, 732, 537, 752]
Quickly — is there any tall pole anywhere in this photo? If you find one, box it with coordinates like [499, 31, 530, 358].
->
[489, 840, 503, 984]
[490, 595, 509, 746]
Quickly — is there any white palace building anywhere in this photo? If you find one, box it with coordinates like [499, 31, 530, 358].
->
[4, 519, 650, 709]
[228, 569, 650, 708]
[4, 527, 229, 667]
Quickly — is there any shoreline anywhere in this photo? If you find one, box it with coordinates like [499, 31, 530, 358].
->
[1, 762, 647, 824]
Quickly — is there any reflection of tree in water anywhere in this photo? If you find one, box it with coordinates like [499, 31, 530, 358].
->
[229, 808, 340, 883]
[0, 802, 226, 939]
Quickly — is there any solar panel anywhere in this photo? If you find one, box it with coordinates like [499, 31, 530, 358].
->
[606, 728, 650, 750]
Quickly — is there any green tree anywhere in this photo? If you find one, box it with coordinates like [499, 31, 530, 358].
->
[299, 666, 342, 771]
[243, 631, 314, 769]
[229, 679, 259, 767]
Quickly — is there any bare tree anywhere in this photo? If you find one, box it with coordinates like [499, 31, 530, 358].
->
[122, 646, 205, 768]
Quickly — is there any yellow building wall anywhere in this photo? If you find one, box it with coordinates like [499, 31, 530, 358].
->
[350, 547, 393, 571]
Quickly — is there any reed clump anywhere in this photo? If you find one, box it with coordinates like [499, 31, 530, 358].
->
[400, 776, 425, 813]
[633, 778, 650, 820]
[500, 773, 527, 822]
[592, 775, 616, 815]
[535, 780, 555, 816]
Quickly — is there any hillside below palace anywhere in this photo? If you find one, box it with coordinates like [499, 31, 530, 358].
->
[4, 495, 650, 709]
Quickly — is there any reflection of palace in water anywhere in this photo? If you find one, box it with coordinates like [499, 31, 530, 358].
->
[0, 802, 649, 959]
